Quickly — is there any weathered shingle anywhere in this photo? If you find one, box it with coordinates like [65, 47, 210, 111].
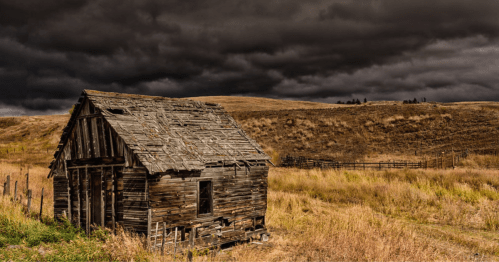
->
[81, 90, 269, 173]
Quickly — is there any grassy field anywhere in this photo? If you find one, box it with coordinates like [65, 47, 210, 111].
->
[2, 97, 499, 260]
[1, 164, 498, 261]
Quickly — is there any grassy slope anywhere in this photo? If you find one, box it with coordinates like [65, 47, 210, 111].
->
[3, 98, 499, 166]
[188, 96, 340, 112]
[231, 102, 499, 161]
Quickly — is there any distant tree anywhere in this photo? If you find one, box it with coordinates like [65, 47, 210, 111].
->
[364, 98, 367, 103]
[413, 98, 418, 103]
[355, 99, 361, 104]
[337, 101, 344, 104]
[346, 100, 352, 104]
[424, 97, 426, 102]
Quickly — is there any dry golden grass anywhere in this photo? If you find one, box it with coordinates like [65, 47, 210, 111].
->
[458, 154, 499, 169]
[0, 115, 68, 167]
[231, 102, 499, 161]
[2, 163, 499, 261]
[0, 163, 52, 218]
[188, 96, 341, 112]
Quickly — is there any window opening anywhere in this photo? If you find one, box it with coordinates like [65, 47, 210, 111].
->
[198, 180, 212, 215]
[107, 109, 124, 115]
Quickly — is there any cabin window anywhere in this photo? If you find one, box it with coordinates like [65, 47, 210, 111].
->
[198, 180, 212, 215]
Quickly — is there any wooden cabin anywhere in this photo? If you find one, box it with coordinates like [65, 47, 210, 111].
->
[48, 90, 270, 249]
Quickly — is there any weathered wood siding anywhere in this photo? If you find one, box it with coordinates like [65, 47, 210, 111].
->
[148, 162, 268, 249]
[53, 97, 135, 221]
[121, 167, 148, 234]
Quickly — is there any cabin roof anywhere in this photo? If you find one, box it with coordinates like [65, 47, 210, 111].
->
[51, 90, 269, 174]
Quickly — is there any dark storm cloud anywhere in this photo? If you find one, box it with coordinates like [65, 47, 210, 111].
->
[1, 0, 499, 116]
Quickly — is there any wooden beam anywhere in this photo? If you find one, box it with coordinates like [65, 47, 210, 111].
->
[68, 163, 124, 170]
[86, 165, 90, 235]
[101, 166, 105, 228]
[65, 160, 72, 222]
[111, 166, 116, 233]
[77, 114, 101, 120]
[100, 118, 108, 157]
[109, 126, 115, 157]
[147, 208, 152, 250]
[91, 117, 100, 158]
[77, 168, 81, 228]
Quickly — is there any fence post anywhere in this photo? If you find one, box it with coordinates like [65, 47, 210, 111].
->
[161, 222, 166, 255]
[14, 181, 17, 201]
[4, 175, 10, 196]
[40, 188, 44, 220]
[26, 172, 29, 195]
[174, 227, 178, 261]
[27, 189, 32, 215]
[154, 222, 159, 252]
[147, 208, 152, 250]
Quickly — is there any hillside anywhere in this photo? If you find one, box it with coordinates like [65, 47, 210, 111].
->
[188, 95, 339, 112]
[0, 115, 69, 166]
[2, 97, 499, 167]
[231, 102, 499, 161]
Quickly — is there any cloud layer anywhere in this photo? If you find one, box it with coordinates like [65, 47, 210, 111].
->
[1, 0, 499, 115]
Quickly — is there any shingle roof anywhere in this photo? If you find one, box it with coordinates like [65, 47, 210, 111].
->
[52, 90, 269, 174]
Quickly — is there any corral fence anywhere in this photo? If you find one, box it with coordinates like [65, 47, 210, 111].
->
[280, 154, 468, 170]
[280, 155, 427, 170]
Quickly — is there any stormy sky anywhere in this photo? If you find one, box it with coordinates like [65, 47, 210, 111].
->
[1, 0, 499, 116]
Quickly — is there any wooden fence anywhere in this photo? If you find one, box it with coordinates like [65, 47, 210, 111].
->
[280, 156, 427, 170]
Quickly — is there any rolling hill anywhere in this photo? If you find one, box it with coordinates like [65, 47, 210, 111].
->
[1, 97, 499, 167]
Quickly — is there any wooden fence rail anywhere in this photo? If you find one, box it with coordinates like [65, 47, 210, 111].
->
[280, 156, 426, 170]
[280, 154, 469, 170]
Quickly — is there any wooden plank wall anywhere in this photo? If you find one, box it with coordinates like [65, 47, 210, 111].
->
[53, 175, 69, 220]
[148, 162, 268, 249]
[121, 167, 148, 234]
